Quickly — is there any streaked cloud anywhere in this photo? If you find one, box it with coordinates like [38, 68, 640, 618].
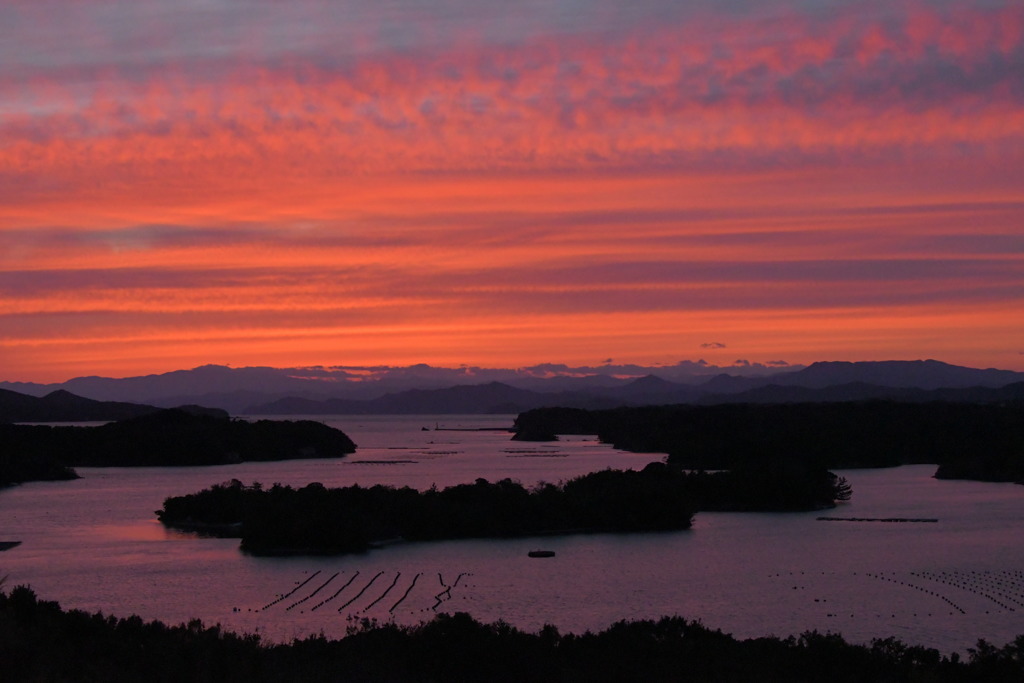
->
[1, 0, 1022, 381]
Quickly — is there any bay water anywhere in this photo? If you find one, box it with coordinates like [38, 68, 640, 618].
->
[2, 415, 1023, 652]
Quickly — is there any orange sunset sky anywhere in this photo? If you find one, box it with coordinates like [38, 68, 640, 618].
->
[2, 0, 1023, 382]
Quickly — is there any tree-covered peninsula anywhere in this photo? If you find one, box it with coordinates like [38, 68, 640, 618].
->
[0, 450, 78, 488]
[1, 409, 356, 483]
[512, 401, 1024, 483]
[158, 462, 849, 555]
[4, 585, 1024, 682]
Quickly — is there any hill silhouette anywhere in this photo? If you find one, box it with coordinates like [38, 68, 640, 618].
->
[0, 388, 161, 423]
[2, 410, 356, 480]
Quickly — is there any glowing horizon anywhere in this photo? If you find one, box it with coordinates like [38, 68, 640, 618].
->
[2, 0, 1023, 383]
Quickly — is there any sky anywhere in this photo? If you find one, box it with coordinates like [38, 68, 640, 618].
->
[2, 0, 1023, 382]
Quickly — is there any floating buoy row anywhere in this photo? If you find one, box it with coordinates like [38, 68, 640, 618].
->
[938, 570, 1024, 606]
[816, 517, 938, 523]
[865, 572, 966, 614]
[912, 570, 1021, 612]
[256, 569, 475, 616]
[286, 572, 339, 611]
[767, 569, 1024, 617]
[825, 612, 962, 618]
[364, 572, 402, 611]
[338, 571, 385, 612]
[389, 573, 422, 613]
[310, 572, 359, 612]
[259, 570, 322, 611]
[432, 572, 451, 610]
[430, 572, 472, 610]
[502, 449, 557, 454]
[975, 571, 1024, 607]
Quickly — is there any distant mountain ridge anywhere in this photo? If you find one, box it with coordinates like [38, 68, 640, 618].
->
[3, 360, 1022, 415]
[0, 389, 161, 423]
[704, 381, 1024, 405]
[248, 381, 627, 415]
[245, 363, 1024, 415]
[775, 360, 1024, 390]
[1, 360, 795, 412]
[694, 360, 1024, 395]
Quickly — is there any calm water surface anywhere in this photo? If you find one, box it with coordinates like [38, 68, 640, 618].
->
[2, 415, 1023, 652]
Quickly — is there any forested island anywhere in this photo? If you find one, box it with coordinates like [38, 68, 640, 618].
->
[158, 462, 850, 554]
[0, 409, 356, 486]
[513, 401, 1024, 483]
[3, 585, 1023, 682]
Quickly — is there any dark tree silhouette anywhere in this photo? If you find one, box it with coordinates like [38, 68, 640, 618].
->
[3, 586, 1024, 682]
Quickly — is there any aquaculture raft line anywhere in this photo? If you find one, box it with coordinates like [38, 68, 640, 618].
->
[817, 517, 938, 523]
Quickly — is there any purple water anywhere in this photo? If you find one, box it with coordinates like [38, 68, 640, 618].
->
[2, 415, 1023, 652]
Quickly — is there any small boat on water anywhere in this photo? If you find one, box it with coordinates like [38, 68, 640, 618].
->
[0, 541, 22, 552]
[528, 550, 555, 558]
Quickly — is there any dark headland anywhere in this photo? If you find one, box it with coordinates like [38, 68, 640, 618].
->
[512, 401, 1024, 484]
[1, 409, 356, 487]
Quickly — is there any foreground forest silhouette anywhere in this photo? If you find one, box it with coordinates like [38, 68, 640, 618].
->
[3, 586, 1023, 682]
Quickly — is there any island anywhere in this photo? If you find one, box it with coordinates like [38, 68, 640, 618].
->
[1, 409, 356, 486]
[157, 462, 850, 555]
[512, 401, 1024, 483]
